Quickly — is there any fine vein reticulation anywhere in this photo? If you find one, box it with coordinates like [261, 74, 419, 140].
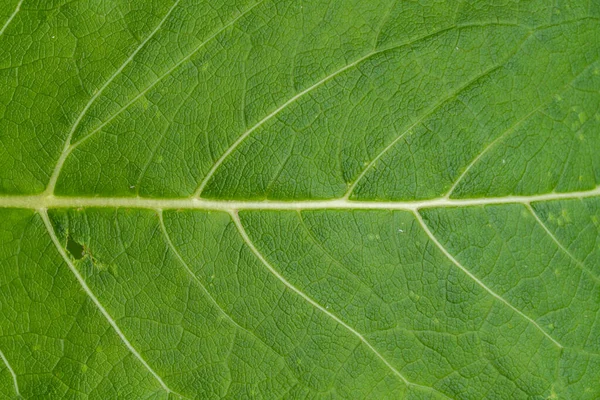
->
[414, 210, 563, 348]
[45, 0, 184, 195]
[39, 209, 183, 398]
[194, 22, 522, 198]
[2, 2, 599, 398]
[231, 211, 450, 399]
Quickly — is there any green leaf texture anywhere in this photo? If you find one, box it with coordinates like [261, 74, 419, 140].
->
[1, 0, 599, 398]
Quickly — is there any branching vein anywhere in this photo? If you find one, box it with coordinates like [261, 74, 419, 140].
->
[343, 32, 534, 199]
[66, 0, 265, 157]
[445, 56, 600, 198]
[193, 22, 517, 198]
[39, 209, 182, 397]
[157, 209, 291, 362]
[526, 203, 599, 284]
[45, 0, 182, 195]
[0, 0, 23, 36]
[413, 209, 564, 349]
[231, 211, 450, 398]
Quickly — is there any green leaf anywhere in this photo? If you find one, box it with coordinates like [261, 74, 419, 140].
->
[1, 0, 599, 398]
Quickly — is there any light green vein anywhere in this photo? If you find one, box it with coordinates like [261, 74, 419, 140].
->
[0, 348, 19, 398]
[39, 209, 186, 398]
[45, 0, 183, 195]
[0, 0, 23, 36]
[414, 209, 564, 349]
[231, 211, 451, 399]
[526, 203, 600, 284]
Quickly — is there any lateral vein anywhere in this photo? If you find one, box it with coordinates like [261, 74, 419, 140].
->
[45, 0, 182, 195]
[68, 0, 265, 155]
[157, 210, 290, 360]
[193, 22, 516, 198]
[231, 211, 451, 398]
[0, 348, 19, 397]
[445, 56, 600, 198]
[413, 210, 563, 349]
[39, 209, 181, 396]
[0, 0, 23, 36]
[526, 203, 600, 284]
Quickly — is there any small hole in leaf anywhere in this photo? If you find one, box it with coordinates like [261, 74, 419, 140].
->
[66, 236, 85, 260]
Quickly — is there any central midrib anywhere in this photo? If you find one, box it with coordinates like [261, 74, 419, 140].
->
[1, 186, 599, 211]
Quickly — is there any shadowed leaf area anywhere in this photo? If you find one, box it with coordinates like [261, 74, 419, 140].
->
[66, 236, 85, 260]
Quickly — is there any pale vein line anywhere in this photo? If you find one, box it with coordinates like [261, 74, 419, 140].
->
[192, 23, 513, 198]
[45, 0, 182, 195]
[342, 65, 500, 200]
[0, 0, 23, 36]
[193, 52, 377, 198]
[0, 348, 19, 397]
[158, 210, 238, 327]
[526, 203, 600, 284]
[157, 210, 283, 348]
[230, 211, 450, 398]
[343, 32, 534, 200]
[413, 209, 564, 349]
[39, 209, 182, 397]
[68, 0, 265, 154]
[445, 56, 600, 199]
[160, 209, 307, 389]
[1, 186, 599, 211]
[444, 105, 544, 199]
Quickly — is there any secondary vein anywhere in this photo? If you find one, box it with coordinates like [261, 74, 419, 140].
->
[67, 0, 265, 157]
[526, 203, 600, 284]
[157, 209, 293, 364]
[0, 347, 19, 397]
[0, 0, 23, 36]
[39, 208, 183, 397]
[231, 211, 451, 398]
[45, 0, 182, 195]
[192, 22, 516, 198]
[413, 209, 564, 349]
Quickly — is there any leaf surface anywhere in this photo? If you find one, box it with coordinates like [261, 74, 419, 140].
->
[0, 0, 599, 398]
